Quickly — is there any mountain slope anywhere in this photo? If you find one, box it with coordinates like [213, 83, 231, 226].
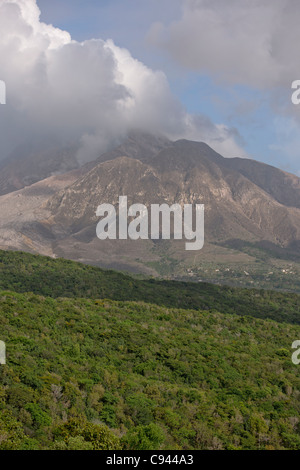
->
[0, 135, 299, 290]
[0, 249, 299, 324]
[1, 287, 300, 450]
[224, 157, 300, 209]
[43, 139, 300, 249]
[0, 252, 300, 450]
[0, 144, 80, 196]
[0, 131, 171, 196]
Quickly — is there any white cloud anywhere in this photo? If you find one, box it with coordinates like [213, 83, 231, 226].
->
[0, 0, 246, 163]
[149, 0, 300, 89]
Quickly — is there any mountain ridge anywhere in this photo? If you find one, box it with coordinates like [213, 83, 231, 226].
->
[0, 132, 299, 290]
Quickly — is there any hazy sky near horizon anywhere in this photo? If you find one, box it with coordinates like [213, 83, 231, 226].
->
[1, 0, 300, 175]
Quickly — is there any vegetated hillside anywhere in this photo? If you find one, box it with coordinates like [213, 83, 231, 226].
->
[1, 291, 300, 450]
[0, 250, 300, 324]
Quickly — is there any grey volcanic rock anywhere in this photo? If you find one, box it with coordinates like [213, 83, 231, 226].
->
[48, 157, 167, 234]
[223, 157, 300, 209]
[46, 139, 300, 249]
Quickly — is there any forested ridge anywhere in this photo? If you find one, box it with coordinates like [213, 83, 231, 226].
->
[0, 250, 299, 324]
[0, 250, 300, 450]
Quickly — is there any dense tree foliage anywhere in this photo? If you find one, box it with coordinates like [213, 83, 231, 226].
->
[0, 250, 299, 324]
[0, 290, 300, 449]
[0, 250, 300, 449]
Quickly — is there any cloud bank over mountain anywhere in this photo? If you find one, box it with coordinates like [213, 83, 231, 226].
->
[147, 0, 300, 175]
[149, 0, 300, 89]
[0, 0, 246, 163]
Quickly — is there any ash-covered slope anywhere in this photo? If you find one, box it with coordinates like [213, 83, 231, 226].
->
[48, 139, 300, 247]
[0, 134, 299, 287]
[0, 131, 171, 196]
[0, 144, 80, 196]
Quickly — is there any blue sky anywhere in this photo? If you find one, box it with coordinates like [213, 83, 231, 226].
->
[24, 1, 300, 175]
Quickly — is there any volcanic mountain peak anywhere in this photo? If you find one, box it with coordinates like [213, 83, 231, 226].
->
[0, 130, 172, 196]
[43, 141, 300, 248]
[0, 134, 299, 288]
